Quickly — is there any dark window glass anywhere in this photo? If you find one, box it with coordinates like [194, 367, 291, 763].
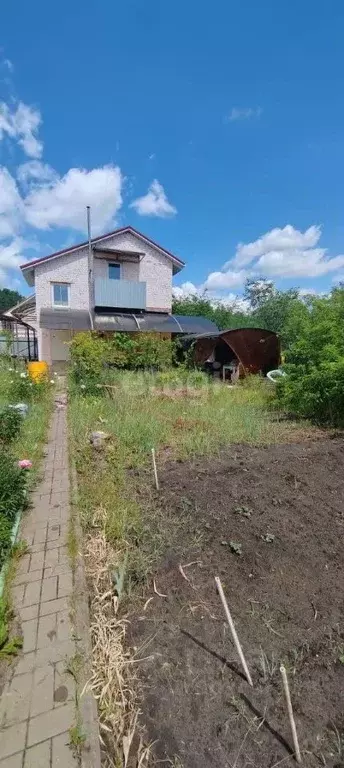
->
[108, 263, 121, 280]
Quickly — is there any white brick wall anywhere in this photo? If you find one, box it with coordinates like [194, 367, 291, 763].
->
[35, 247, 90, 310]
[35, 231, 173, 313]
[94, 255, 140, 281]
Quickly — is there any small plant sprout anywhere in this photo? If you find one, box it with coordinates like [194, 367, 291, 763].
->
[261, 533, 275, 543]
[234, 506, 251, 518]
[215, 576, 253, 687]
[229, 540, 243, 556]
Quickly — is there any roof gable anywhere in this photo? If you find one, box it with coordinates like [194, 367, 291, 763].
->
[20, 226, 185, 274]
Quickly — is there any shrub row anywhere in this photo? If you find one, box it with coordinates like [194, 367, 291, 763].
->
[69, 331, 176, 393]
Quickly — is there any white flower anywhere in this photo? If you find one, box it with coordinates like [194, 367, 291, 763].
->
[29, 383, 33, 387]
[8, 367, 13, 372]
[10, 379, 13, 383]
[54, 372, 58, 376]
[20, 372, 27, 379]
[80, 384, 86, 390]
[50, 379, 55, 384]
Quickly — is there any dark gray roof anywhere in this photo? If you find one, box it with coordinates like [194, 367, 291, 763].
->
[40, 308, 218, 335]
[95, 313, 219, 334]
[40, 308, 92, 330]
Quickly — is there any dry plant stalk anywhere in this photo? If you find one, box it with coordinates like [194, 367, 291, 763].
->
[151, 448, 159, 490]
[83, 529, 151, 768]
[215, 576, 253, 687]
[280, 664, 302, 764]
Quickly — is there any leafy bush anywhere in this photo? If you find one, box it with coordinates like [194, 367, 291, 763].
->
[0, 407, 22, 443]
[277, 360, 344, 425]
[0, 515, 13, 571]
[276, 287, 344, 425]
[8, 370, 50, 403]
[70, 331, 174, 392]
[129, 333, 173, 370]
[0, 451, 27, 523]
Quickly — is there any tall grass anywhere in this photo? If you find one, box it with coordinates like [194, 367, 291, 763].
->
[70, 373, 297, 469]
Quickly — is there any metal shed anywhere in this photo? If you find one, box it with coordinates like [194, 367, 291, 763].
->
[186, 327, 280, 377]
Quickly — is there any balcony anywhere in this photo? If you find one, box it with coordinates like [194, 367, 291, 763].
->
[94, 278, 146, 310]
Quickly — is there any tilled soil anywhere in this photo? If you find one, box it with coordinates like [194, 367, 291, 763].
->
[132, 438, 344, 768]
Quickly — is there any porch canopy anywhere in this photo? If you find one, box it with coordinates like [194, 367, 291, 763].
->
[40, 308, 218, 335]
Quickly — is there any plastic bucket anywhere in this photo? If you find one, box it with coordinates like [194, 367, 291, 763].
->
[27, 361, 49, 382]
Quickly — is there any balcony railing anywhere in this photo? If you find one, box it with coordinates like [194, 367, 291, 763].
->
[94, 278, 146, 309]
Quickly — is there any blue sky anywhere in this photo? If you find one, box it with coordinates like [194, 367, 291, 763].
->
[1, 0, 344, 304]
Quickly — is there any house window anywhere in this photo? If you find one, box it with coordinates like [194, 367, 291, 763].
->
[52, 283, 70, 307]
[108, 263, 121, 280]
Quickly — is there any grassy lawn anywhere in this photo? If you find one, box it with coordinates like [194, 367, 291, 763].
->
[70, 371, 300, 464]
[69, 370, 312, 766]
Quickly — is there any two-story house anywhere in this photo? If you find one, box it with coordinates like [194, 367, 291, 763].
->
[15, 225, 217, 365]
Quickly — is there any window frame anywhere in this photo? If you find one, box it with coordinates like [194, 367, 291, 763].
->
[108, 262, 121, 280]
[51, 282, 71, 308]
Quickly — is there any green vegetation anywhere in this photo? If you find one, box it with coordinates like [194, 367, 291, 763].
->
[0, 357, 52, 656]
[0, 288, 23, 312]
[173, 278, 307, 343]
[70, 331, 174, 393]
[174, 280, 344, 426]
[0, 407, 23, 444]
[277, 286, 344, 425]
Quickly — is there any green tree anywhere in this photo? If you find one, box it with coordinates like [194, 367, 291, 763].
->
[253, 288, 306, 345]
[172, 293, 252, 330]
[277, 287, 344, 425]
[244, 279, 275, 308]
[0, 289, 24, 313]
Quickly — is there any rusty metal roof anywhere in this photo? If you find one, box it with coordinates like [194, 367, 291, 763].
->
[189, 327, 280, 374]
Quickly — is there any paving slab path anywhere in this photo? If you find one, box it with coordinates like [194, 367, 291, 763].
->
[0, 397, 98, 767]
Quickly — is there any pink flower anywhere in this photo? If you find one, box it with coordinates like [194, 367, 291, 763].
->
[18, 459, 32, 470]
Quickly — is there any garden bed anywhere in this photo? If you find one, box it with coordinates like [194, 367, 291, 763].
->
[132, 438, 344, 768]
[0, 361, 53, 675]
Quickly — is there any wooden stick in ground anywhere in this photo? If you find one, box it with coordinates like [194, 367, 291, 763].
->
[215, 576, 253, 687]
[151, 448, 159, 490]
[280, 664, 302, 764]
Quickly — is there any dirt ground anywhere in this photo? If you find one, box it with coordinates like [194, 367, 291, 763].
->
[132, 438, 344, 768]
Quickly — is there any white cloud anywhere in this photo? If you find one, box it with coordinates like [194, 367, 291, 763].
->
[213, 225, 344, 284]
[0, 237, 26, 269]
[204, 268, 248, 290]
[17, 160, 57, 188]
[24, 165, 123, 234]
[298, 288, 317, 296]
[256, 247, 344, 278]
[130, 179, 177, 217]
[215, 294, 251, 313]
[173, 283, 251, 313]
[4, 59, 13, 72]
[226, 107, 262, 122]
[0, 101, 42, 158]
[0, 167, 23, 237]
[172, 282, 199, 299]
[232, 225, 321, 268]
